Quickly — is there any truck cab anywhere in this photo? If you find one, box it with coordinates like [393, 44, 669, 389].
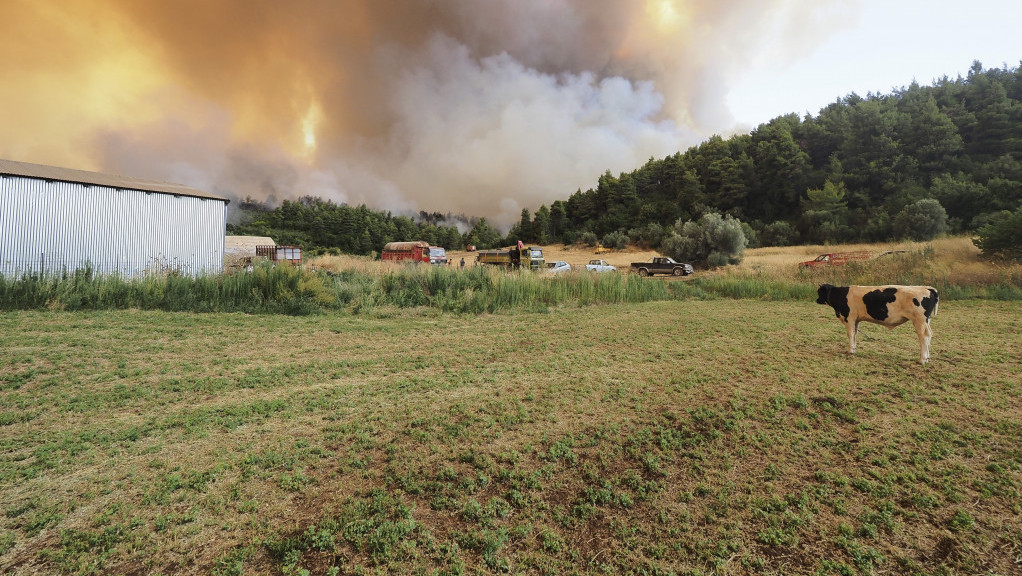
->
[630, 256, 694, 277]
[476, 244, 545, 270]
[428, 246, 447, 265]
[586, 259, 617, 273]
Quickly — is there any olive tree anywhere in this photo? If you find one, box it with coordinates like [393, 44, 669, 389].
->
[894, 198, 948, 241]
[660, 212, 748, 268]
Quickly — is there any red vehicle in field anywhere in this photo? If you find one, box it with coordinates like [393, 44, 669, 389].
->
[798, 251, 871, 269]
[381, 241, 430, 263]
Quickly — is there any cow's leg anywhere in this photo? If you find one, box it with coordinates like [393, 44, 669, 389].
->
[914, 317, 932, 364]
[846, 320, 858, 354]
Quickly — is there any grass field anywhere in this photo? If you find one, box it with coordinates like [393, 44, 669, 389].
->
[1, 297, 1020, 574]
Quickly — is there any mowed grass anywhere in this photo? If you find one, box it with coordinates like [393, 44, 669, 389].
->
[0, 300, 1020, 575]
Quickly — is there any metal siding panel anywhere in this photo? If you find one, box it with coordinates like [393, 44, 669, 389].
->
[149, 194, 162, 274]
[0, 178, 13, 274]
[0, 175, 226, 278]
[31, 181, 48, 272]
[1, 180, 14, 274]
[15, 180, 31, 273]
[117, 188, 133, 275]
[91, 184, 106, 274]
[13, 180, 30, 274]
[64, 182, 86, 273]
[0, 180, 6, 272]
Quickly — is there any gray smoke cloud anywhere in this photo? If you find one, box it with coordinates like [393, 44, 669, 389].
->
[4, 0, 859, 228]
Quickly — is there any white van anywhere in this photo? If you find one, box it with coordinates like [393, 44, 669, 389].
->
[428, 246, 448, 265]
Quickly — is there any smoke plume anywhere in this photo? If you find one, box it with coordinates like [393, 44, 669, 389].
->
[1, 0, 856, 228]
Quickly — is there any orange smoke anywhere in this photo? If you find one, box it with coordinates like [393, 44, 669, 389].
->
[0, 0, 855, 226]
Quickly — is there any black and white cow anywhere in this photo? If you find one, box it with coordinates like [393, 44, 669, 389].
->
[816, 284, 939, 364]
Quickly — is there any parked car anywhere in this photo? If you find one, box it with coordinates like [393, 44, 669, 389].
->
[586, 259, 617, 273]
[547, 260, 571, 274]
[630, 257, 694, 277]
[875, 250, 907, 258]
[798, 251, 870, 269]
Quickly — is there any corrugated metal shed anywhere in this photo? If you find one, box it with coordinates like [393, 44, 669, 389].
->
[0, 159, 229, 277]
[0, 159, 224, 201]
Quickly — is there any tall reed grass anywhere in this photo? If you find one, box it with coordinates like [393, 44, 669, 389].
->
[2, 242, 1019, 316]
[0, 264, 334, 315]
[351, 266, 677, 314]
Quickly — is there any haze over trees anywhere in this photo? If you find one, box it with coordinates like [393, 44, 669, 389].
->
[230, 62, 1022, 260]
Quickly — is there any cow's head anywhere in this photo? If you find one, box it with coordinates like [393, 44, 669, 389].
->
[816, 284, 834, 305]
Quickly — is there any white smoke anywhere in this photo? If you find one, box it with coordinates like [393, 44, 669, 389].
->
[354, 34, 690, 225]
[6, 0, 862, 230]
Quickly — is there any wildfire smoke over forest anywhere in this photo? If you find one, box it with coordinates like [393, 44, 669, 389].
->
[2, 0, 856, 227]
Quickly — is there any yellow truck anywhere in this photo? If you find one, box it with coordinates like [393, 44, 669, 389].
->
[476, 242, 545, 270]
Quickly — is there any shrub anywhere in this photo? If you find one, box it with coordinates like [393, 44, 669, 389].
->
[660, 212, 748, 268]
[627, 223, 667, 249]
[601, 231, 628, 250]
[760, 221, 797, 247]
[895, 198, 949, 241]
[973, 204, 1022, 260]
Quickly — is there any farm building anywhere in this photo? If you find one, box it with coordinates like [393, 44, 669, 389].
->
[224, 237, 304, 269]
[224, 235, 275, 269]
[0, 159, 229, 277]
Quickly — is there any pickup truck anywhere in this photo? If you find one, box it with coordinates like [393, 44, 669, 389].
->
[547, 260, 571, 274]
[798, 251, 871, 269]
[585, 259, 617, 273]
[630, 257, 694, 277]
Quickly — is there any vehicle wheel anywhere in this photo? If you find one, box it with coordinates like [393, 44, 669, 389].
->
[672, 267, 683, 276]
[638, 268, 649, 277]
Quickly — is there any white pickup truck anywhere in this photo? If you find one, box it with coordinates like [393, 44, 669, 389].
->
[585, 259, 617, 273]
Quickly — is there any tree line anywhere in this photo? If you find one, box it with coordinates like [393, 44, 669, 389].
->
[230, 61, 1022, 260]
[228, 199, 473, 257]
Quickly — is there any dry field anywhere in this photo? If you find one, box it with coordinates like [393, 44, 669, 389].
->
[1, 295, 1020, 575]
[311, 236, 998, 282]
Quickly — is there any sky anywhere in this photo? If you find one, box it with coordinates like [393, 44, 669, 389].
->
[2, 0, 1020, 229]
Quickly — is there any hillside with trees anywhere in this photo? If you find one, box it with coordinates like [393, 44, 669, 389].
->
[520, 61, 1021, 251]
[231, 62, 1022, 260]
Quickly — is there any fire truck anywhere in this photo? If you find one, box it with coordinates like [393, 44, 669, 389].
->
[381, 241, 430, 263]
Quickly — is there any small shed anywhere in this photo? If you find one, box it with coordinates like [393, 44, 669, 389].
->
[224, 236, 275, 268]
[256, 245, 303, 265]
